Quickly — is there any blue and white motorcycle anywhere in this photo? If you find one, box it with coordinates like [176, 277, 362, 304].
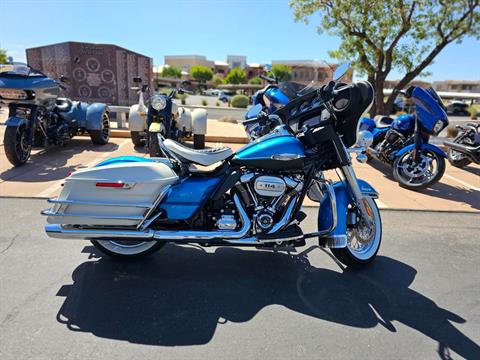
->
[42, 65, 382, 268]
[359, 87, 449, 190]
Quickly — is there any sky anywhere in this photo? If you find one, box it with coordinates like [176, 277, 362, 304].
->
[1, 0, 479, 81]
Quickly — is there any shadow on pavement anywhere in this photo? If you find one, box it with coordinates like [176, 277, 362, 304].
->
[0, 139, 119, 182]
[56, 245, 479, 359]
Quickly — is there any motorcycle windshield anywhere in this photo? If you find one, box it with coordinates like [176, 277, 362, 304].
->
[411, 87, 448, 134]
[0, 64, 45, 78]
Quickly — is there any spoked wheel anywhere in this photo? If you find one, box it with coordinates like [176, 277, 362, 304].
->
[332, 197, 382, 268]
[447, 148, 471, 168]
[4, 125, 32, 166]
[91, 240, 165, 258]
[89, 112, 110, 145]
[393, 149, 445, 191]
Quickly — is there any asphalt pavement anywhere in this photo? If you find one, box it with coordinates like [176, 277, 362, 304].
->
[0, 198, 479, 360]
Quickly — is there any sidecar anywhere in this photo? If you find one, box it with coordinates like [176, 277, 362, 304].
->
[128, 102, 207, 149]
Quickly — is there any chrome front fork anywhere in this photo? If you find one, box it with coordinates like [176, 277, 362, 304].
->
[340, 164, 374, 227]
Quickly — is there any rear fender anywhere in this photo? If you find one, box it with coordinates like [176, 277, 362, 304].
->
[394, 143, 446, 158]
[318, 180, 378, 247]
[5, 116, 28, 127]
[128, 104, 147, 132]
[85, 103, 108, 130]
[177, 108, 192, 132]
[191, 108, 207, 134]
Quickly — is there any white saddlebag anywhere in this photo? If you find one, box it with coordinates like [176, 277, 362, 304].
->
[45, 161, 179, 227]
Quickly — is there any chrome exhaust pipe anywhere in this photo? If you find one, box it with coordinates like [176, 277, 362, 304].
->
[44, 194, 253, 243]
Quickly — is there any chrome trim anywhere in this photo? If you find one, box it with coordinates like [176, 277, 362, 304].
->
[303, 181, 338, 238]
[319, 235, 347, 248]
[271, 154, 302, 161]
[341, 164, 374, 227]
[45, 224, 154, 240]
[47, 199, 152, 208]
[41, 210, 144, 221]
[137, 185, 171, 230]
[268, 195, 297, 234]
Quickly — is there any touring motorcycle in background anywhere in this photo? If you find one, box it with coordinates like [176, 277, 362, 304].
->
[0, 64, 110, 166]
[444, 123, 480, 167]
[128, 77, 207, 151]
[358, 86, 449, 190]
[42, 64, 383, 268]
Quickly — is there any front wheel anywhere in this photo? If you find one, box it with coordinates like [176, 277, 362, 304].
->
[91, 240, 164, 258]
[447, 148, 471, 168]
[332, 197, 382, 268]
[89, 112, 110, 145]
[393, 149, 445, 191]
[4, 125, 32, 166]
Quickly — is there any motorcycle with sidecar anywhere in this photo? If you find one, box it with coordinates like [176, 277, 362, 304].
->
[0, 63, 110, 166]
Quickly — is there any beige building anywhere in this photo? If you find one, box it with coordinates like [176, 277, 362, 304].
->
[271, 60, 351, 85]
[433, 80, 480, 93]
[164, 55, 214, 75]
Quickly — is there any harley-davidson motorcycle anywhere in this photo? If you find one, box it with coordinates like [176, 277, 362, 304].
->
[128, 77, 207, 151]
[444, 122, 480, 167]
[358, 87, 449, 190]
[0, 64, 110, 166]
[42, 64, 382, 268]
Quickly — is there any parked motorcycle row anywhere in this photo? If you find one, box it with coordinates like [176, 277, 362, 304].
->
[0, 61, 474, 267]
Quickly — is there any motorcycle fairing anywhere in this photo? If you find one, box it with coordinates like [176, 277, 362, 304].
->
[318, 179, 378, 246]
[160, 176, 221, 220]
[394, 143, 446, 158]
[411, 87, 448, 134]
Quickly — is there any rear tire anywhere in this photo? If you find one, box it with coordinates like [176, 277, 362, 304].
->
[130, 131, 145, 147]
[332, 197, 382, 268]
[91, 240, 164, 258]
[4, 125, 31, 166]
[89, 112, 110, 145]
[193, 134, 205, 149]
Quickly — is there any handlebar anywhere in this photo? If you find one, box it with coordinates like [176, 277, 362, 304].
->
[259, 74, 278, 84]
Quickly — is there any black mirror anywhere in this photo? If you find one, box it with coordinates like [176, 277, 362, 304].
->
[59, 75, 70, 83]
[133, 76, 142, 83]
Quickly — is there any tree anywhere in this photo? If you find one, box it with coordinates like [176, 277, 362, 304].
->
[191, 65, 214, 83]
[248, 76, 262, 85]
[211, 75, 224, 86]
[224, 67, 247, 84]
[271, 64, 292, 81]
[290, 0, 480, 116]
[161, 65, 182, 78]
[0, 49, 7, 64]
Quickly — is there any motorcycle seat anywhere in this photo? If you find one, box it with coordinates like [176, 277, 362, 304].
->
[163, 139, 233, 166]
[56, 98, 73, 112]
[374, 115, 394, 128]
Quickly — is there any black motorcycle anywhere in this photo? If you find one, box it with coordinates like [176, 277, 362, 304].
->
[444, 123, 480, 167]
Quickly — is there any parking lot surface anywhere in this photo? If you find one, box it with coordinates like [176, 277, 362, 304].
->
[0, 198, 479, 359]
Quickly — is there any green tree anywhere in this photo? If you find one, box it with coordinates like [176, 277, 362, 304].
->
[211, 74, 224, 86]
[161, 65, 182, 78]
[248, 76, 262, 85]
[271, 64, 292, 82]
[225, 67, 247, 84]
[0, 49, 7, 64]
[290, 0, 480, 116]
[191, 65, 214, 83]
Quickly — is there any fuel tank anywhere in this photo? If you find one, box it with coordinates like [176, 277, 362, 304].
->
[232, 134, 305, 171]
[391, 114, 415, 133]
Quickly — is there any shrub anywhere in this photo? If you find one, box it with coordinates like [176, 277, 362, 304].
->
[225, 67, 247, 84]
[161, 66, 182, 78]
[201, 99, 208, 106]
[231, 94, 249, 108]
[177, 93, 188, 105]
[270, 64, 292, 82]
[468, 106, 478, 119]
[191, 65, 213, 82]
[211, 75, 224, 86]
[248, 77, 262, 85]
[216, 102, 220, 107]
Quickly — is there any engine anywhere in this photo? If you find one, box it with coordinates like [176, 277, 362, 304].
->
[375, 128, 409, 162]
[213, 173, 303, 233]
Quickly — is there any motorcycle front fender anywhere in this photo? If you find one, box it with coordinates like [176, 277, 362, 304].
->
[318, 179, 378, 246]
[5, 116, 28, 127]
[191, 108, 207, 135]
[394, 143, 446, 158]
[128, 104, 147, 132]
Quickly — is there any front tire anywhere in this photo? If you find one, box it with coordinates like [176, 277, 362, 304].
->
[4, 125, 32, 166]
[393, 149, 445, 190]
[130, 131, 145, 147]
[193, 134, 205, 149]
[332, 197, 382, 268]
[89, 112, 110, 145]
[91, 240, 164, 258]
[447, 149, 471, 168]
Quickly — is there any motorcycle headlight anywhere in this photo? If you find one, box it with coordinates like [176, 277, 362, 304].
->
[0, 89, 29, 100]
[433, 120, 446, 135]
[151, 95, 167, 111]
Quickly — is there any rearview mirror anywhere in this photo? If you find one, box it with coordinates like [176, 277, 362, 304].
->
[333, 62, 350, 81]
[245, 104, 263, 120]
[133, 76, 142, 83]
